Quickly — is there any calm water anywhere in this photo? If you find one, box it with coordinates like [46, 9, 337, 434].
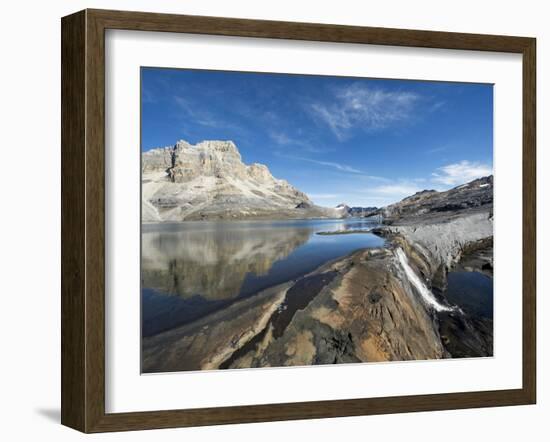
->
[445, 271, 493, 319]
[142, 218, 384, 336]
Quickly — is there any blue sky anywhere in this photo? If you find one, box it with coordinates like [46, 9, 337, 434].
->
[142, 67, 493, 207]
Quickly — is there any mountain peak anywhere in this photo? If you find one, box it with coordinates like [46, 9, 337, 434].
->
[142, 139, 348, 221]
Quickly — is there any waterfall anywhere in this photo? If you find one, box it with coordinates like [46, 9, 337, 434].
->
[395, 248, 454, 312]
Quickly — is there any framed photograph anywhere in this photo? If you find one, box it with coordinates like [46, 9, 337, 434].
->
[61, 9, 536, 432]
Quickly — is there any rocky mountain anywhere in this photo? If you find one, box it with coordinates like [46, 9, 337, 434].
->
[334, 203, 352, 217]
[329, 204, 379, 218]
[381, 175, 493, 224]
[142, 140, 346, 221]
[348, 206, 379, 217]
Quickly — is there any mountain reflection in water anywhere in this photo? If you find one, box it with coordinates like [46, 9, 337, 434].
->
[142, 219, 384, 336]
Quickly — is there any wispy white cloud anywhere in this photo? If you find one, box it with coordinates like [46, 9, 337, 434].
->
[175, 96, 216, 127]
[344, 192, 413, 208]
[142, 87, 157, 104]
[425, 146, 449, 154]
[308, 190, 403, 208]
[430, 101, 445, 112]
[276, 152, 391, 181]
[355, 174, 392, 183]
[309, 83, 420, 140]
[269, 131, 292, 145]
[372, 184, 424, 196]
[174, 96, 237, 130]
[302, 158, 362, 173]
[354, 180, 427, 206]
[269, 131, 331, 154]
[431, 160, 492, 186]
[355, 160, 492, 206]
[278, 154, 363, 174]
[364, 161, 490, 200]
[308, 193, 341, 200]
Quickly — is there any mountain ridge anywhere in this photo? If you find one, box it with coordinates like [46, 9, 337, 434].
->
[381, 175, 493, 224]
[142, 139, 493, 223]
[142, 139, 345, 221]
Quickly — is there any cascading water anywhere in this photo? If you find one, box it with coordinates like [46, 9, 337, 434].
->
[395, 248, 454, 313]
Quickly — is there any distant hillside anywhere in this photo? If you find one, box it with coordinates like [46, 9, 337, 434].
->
[348, 206, 379, 217]
[381, 175, 493, 224]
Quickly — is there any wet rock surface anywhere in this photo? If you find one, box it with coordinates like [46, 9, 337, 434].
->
[370, 176, 494, 360]
[438, 311, 493, 358]
[142, 282, 291, 373]
[245, 248, 447, 366]
[455, 238, 494, 277]
[142, 176, 494, 372]
[143, 246, 451, 372]
[435, 238, 494, 358]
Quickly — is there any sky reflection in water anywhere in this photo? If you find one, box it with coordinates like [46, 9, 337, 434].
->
[142, 218, 384, 336]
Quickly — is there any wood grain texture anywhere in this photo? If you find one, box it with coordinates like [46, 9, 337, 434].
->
[84, 9, 107, 432]
[61, 8, 537, 433]
[89, 8, 532, 52]
[61, 10, 86, 432]
[522, 38, 537, 403]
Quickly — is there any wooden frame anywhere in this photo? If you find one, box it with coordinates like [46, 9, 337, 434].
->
[61, 8, 536, 433]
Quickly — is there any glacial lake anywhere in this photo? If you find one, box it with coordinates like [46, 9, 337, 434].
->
[142, 218, 384, 337]
[445, 271, 493, 319]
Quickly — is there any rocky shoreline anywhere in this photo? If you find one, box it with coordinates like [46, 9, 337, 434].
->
[143, 219, 493, 372]
[142, 174, 494, 372]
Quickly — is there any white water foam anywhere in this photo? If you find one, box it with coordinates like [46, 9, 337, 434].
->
[395, 248, 454, 312]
